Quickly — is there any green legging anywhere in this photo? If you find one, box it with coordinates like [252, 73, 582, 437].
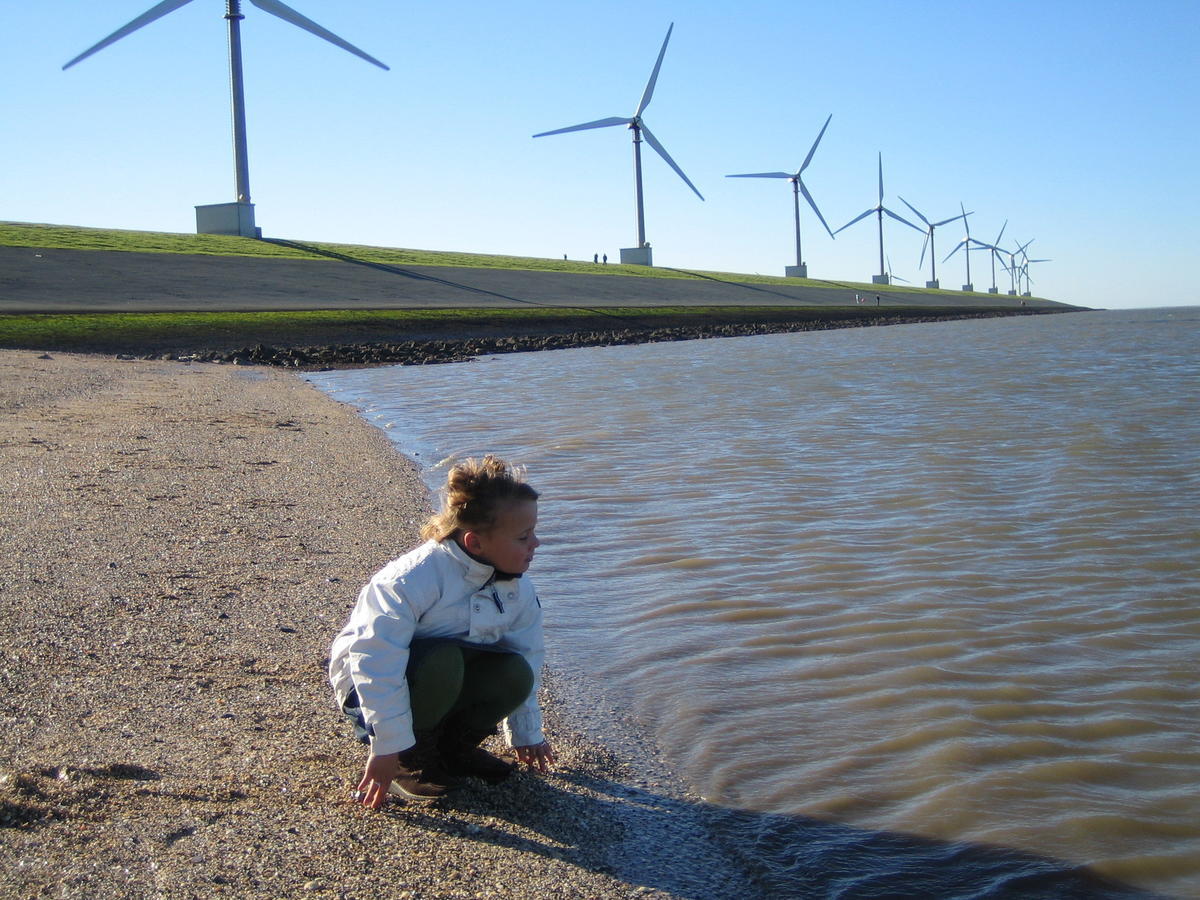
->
[406, 639, 534, 735]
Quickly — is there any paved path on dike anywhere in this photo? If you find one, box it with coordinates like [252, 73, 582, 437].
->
[0, 245, 1063, 313]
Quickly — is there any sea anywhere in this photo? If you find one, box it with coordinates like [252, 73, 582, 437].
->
[308, 307, 1199, 898]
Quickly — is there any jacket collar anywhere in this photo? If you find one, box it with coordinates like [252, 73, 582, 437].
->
[438, 538, 498, 588]
[438, 537, 523, 586]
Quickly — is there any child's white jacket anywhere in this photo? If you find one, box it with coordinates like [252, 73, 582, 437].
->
[328, 538, 545, 756]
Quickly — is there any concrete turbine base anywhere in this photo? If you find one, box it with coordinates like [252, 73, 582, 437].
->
[620, 247, 653, 266]
[962, 283, 974, 292]
[988, 287, 999, 294]
[785, 264, 808, 278]
[926, 279, 940, 289]
[196, 202, 258, 238]
[872, 274, 890, 285]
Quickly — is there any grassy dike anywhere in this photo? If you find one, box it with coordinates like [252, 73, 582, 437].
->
[1, 222, 1060, 366]
[1, 221, 979, 293]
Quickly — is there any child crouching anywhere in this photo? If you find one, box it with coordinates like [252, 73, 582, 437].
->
[328, 455, 555, 808]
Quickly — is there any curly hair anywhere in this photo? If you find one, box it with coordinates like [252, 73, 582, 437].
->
[420, 455, 539, 543]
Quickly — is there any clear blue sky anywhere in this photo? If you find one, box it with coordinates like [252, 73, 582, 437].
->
[3, 1, 1196, 309]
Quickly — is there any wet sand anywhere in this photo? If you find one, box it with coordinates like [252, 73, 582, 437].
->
[0, 350, 751, 899]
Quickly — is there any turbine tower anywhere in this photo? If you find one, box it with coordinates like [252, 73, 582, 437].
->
[726, 114, 835, 279]
[64, 0, 389, 238]
[898, 198, 969, 289]
[833, 153, 922, 285]
[941, 203, 980, 291]
[533, 23, 703, 267]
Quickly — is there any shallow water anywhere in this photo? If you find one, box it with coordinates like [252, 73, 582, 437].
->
[311, 307, 1200, 897]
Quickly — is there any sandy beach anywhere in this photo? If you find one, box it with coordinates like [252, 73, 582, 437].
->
[0, 350, 752, 899]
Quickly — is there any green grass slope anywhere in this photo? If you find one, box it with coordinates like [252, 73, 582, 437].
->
[0, 221, 1030, 300]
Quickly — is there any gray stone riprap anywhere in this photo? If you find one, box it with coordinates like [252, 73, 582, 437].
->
[185, 310, 1053, 369]
[0, 351, 755, 899]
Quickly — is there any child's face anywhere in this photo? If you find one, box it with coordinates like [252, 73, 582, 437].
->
[471, 499, 540, 575]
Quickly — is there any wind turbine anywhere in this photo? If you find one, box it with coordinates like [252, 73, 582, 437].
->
[833, 153, 922, 285]
[886, 254, 909, 284]
[898, 198, 969, 289]
[941, 203, 981, 291]
[63, 0, 388, 238]
[999, 238, 1033, 295]
[726, 113, 834, 279]
[533, 23, 703, 267]
[978, 220, 1008, 293]
[1017, 246, 1051, 296]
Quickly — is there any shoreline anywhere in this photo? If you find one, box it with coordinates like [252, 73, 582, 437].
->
[0, 349, 752, 898]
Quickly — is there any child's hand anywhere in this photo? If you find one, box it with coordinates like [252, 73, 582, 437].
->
[357, 752, 399, 809]
[515, 740, 556, 773]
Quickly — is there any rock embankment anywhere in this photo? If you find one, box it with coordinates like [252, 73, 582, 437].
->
[160, 309, 1051, 369]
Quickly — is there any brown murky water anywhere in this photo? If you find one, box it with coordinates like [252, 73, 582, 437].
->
[315, 307, 1199, 896]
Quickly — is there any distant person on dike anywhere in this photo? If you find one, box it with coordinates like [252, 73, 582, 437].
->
[328, 456, 554, 808]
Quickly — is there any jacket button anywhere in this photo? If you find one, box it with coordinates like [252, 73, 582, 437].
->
[473, 604, 481, 612]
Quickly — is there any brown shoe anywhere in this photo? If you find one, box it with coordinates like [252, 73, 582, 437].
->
[388, 734, 457, 800]
[387, 775, 445, 800]
[438, 725, 517, 784]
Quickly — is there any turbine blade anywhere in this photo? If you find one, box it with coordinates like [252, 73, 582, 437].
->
[883, 207, 923, 233]
[249, 0, 389, 70]
[932, 211, 968, 227]
[635, 22, 674, 117]
[994, 219, 1008, 245]
[533, 116, 632, 138]
[886, 254, 910, 283]
[63, 0, 196, 69]
[640, 122, 704, 200]
[943, 240, 965, 263]
[919, 233, 929, 269]
[726, 172, 793, 179]
[798, 113, 833, 174]
[960, 201, 971, 236]
[834, 208, 874, 235]
[797, 179, 834, 239]
[877, 152, 884, 204]
[898, 196, 931, 227]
